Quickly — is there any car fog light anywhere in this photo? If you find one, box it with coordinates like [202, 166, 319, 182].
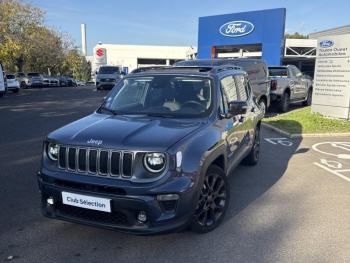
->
[47, 197, 54, 206]
[157, 194, 179, 201]
[138, 211, 147, 223]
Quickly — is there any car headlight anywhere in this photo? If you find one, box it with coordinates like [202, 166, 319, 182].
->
[47, 143, 58, 161]
[143, 153, 166, 173]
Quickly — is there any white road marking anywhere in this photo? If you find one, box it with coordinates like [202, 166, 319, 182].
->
[320, 159, 342, 169]
[312, 142, 350, 159]
[314, 162, 350, 183]
[265, 138, 293, 146]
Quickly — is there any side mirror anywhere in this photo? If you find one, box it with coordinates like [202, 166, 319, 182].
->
[228, 101, 248, 116]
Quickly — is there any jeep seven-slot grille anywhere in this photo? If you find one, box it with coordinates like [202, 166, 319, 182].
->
[58, 146, 133, 178]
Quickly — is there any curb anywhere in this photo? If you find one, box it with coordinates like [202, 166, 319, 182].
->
[261, 123, 350, 138]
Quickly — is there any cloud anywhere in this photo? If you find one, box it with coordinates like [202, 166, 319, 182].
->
[300, 22, 306, 31]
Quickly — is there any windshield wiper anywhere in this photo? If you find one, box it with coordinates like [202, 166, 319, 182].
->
[145, 114, 173, 118]
[100, 106, 119, 115]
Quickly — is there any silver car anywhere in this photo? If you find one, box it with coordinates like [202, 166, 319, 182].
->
[95, 66, 124, 90]
[16, 72, 44, 89]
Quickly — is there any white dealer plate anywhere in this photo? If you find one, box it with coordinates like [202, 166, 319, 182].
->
[62, 192, 111, 212]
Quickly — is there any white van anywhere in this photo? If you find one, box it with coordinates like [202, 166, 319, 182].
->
[0, 60, 7, 97]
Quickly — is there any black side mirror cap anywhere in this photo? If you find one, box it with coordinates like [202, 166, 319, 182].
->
[228, 101, 248, 116]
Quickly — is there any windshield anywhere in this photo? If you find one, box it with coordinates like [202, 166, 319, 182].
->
[28, 73, 40, 77]
[100, 75, 213, 118]
[98, 67, 120, 74]
[269, 68, 288, 77]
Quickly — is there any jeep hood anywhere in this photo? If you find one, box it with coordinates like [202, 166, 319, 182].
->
[48, 113, 207, 151]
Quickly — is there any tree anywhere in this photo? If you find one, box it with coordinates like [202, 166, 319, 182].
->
[285, 32, 309, 39]
[0, 0, 45, 72]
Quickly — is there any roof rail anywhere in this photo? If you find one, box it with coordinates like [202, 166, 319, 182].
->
[129, 65, 243, 74]
[129, 66, 213, 74]
[209, 65, 242, 73]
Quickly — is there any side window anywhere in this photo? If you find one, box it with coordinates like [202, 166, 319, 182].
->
[294, 67, 303, 78]
[220, 75, 238, 113]
[234, 74, 248, 101]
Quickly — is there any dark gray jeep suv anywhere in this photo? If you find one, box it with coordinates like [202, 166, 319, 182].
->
[38, 66, 263, 235]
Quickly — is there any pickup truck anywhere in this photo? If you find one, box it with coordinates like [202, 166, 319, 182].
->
[269, 65, 312, 112]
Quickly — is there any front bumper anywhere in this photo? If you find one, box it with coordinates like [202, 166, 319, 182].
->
[96, 82, 117, 90]
[28, 82, 44, 87]
[38, 167, 199, 235]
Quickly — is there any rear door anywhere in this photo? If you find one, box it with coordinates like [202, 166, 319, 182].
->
[290, 67, 307, 99]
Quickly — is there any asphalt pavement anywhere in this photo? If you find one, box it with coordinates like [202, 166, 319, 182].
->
[1, 86, 350, 263]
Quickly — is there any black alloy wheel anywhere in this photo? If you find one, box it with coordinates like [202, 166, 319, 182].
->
[277, 92, 290, 113]
[242, 126, 260, 166]
[303, 89, 312, 106]
[191, 165, 230, 233]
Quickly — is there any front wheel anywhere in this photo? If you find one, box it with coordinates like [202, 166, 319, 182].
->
[20, 82, 27, 89]
[241, 126, 260, 166]
[190, 165, 230, 234]
[302, 89, 312, 106]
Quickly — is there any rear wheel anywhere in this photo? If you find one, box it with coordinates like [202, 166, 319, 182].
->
[190, 165, 230, 234]
[302, 88, 312, 106]
[277, 92, 290, 113]
[241, 126, 260, 166]
[13, 88, 19, 93]
[258, 98, 267, 115]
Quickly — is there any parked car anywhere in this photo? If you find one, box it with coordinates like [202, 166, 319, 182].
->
[77, 81, 85, 86]
[0, 60, 7, 97]
[49, 76, 60, 87]
[57, 76, 67, 87]
[39, 65, 263, 235]
[62, 76, 73, 87]
[42, 75, 51, 87]
[5, 74, 19, 93]
[16, 72, 44, 89]
[173, 59, 270, 115]
[268, 65, 311, 112]
[95, 66, 124, 90]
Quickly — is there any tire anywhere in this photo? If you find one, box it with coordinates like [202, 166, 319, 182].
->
[258, 98, 267, 115]
[0, 93, 3, 97]
[190, 165, 230, 234]
[277, 92, 290, 113]
[20, 82, 27, 89]
[241, 126, 260, 166]
[302, 88, 312, 106]
[13, 88, 19, 94]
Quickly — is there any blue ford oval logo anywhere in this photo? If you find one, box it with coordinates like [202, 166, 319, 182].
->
[219, 21, 254, 37]
[319, 40, 334, 48]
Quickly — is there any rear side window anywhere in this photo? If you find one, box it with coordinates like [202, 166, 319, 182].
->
[234, 75, 248, 101]
[291, 67, 303, 78]
[6, 75, 15, 79]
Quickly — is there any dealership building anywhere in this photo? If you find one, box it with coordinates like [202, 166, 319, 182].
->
[88, 8, 350, 76]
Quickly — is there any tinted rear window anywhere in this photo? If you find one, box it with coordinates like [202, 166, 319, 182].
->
[269, 68, 288, 77]
[98, 67, 120, 74]
[28, 73, 40, 77]
[6, 75, 15, 79]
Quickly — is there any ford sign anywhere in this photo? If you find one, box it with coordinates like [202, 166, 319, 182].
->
[219, 21, 254, 37]
[319, 40, 334, 48]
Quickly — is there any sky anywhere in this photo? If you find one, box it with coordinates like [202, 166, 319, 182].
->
[38, 0, 350, 55]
